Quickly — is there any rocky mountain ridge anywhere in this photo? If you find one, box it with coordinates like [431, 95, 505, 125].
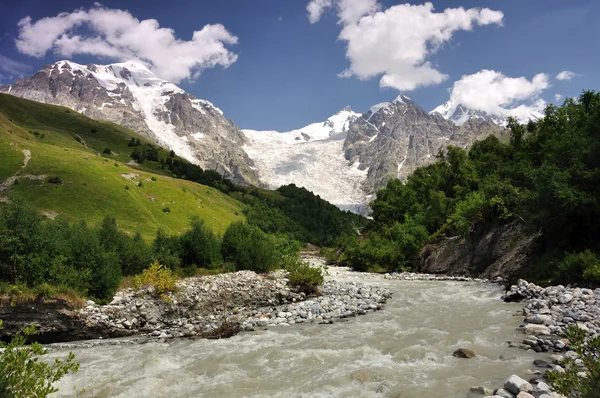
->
[244, 94, 507, 214]
[430, 98, 543, 127]
[0, 60, 259, 185]
[2, 62, 509, 214]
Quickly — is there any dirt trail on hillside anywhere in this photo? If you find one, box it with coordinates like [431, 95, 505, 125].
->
[0, 149, 46, 200]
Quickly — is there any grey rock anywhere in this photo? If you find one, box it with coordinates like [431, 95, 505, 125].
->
[504, 375, 533, 395]
[470, 386, 494, 395]
[494, 388, 516, 398]
[452, 348, 477, 358]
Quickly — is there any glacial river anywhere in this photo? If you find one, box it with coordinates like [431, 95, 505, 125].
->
[49, 268, 546, 398]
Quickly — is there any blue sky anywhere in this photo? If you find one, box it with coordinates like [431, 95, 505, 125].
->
[0, 0, 598, 131]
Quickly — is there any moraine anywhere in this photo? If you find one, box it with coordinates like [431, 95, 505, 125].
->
[46, 257, 558, 398]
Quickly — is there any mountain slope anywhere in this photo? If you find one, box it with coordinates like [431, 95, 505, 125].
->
[0, 60, 259, 185]
[0, 93, 244, 238]
[243, 95, 506, 215]
[347, 94, 507, 192]
[243, 108, 370, 214]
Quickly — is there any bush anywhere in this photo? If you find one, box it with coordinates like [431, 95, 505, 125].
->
[102, 147, 111, 154]
[47, 176, 61, 184]
[548, 325, 600, 397]
[555, 250, 600, 285]
[132, 261, 176, 300]
[444, 191, 486, 235]
[162, 206, 170, 213]
[221, 222, 277, 273]
[287, 261, 324, 295]
[0, 320, 79, 397]
[180, 217, 222, 270]
[153, 228, 182, 270]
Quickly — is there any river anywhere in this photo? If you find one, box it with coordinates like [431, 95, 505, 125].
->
[48, 266, 546, 397]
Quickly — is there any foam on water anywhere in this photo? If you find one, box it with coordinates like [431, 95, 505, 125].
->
[48, 267, 550, 398]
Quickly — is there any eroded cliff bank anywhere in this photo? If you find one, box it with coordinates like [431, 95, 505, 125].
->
[417, 221, 541, 280]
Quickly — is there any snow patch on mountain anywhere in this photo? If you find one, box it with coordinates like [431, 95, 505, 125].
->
[431, 98, 543, 126]
[51, 60, 224, 164]
[242, 108, 370, 214]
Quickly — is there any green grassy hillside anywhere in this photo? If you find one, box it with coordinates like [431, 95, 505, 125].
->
[0, 93, 243, 238]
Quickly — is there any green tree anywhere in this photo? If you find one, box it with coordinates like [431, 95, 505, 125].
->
[221, 222, 278, 273]
[548, 326, 600, 397]
[0, 198, 43, 285]
[0, 320, 79, 397]
[180, 217, 222, 270]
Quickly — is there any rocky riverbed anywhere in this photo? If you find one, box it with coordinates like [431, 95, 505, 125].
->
[78, 267, 391, 341]
[503, 279, 600, 353]
[468, 279, 600, 398]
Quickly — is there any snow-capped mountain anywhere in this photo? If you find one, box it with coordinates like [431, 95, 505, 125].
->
[243, 107, 371, 214]
[430, 99, 543, 127]
[0, 60, 258, 185]
[243, 94, 506, 215]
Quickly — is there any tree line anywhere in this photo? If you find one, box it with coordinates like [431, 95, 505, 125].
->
[0, 199, 304, 302]
[337, 91, 600, 285]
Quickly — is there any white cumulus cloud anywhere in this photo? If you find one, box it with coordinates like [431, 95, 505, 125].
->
[556, 70, 576, 81]
[307, 1, 503, 91]
[449, 69, 549, 117]
[555, 93, 562, 102]
[307, 0, 333, 24]
[15, 6, 239, 83]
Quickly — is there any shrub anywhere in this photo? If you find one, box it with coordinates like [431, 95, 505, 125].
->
[138, 181, 143, 188]
[47, 176, 61, 184]
[180, 217, 222, 270]
[555, 250, 600, 285]
[221, 222, 277, 273]
[153, 228, 182, 270]
[151, 176, 157, 181]
[0, 320, 79, 397]
[444, 191, 486, 235]
[132, 261, 177, 300]
[102, 147, 111, 154]
[162, 206, 170, 213]
[548, 325, 600, 397]
[287, 261, 324, 295]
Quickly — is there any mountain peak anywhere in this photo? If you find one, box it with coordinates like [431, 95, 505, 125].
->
[394, 93, 413, 105]
[431, 99, 503, 126]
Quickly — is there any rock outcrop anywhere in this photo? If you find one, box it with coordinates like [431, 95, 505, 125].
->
[416, 221, 540, 279]
[0, 298, 131, 344]
[344, 94, 507, 193]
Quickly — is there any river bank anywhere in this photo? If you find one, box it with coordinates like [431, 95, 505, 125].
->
[46, 267, 552, 398]
[3, 257, 597, 397]
[0, 256, 390, 343]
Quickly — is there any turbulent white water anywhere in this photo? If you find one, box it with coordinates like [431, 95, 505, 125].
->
[48, 268, 546, 398]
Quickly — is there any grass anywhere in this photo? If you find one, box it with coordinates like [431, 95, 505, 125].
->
[0, 93, 245, 239]
[0, 282, 86, 308]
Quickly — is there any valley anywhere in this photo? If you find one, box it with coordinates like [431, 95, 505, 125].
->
[0, 1, 598, 397]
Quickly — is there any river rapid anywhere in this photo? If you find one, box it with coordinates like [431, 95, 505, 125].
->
[48, 265, 547, 398]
